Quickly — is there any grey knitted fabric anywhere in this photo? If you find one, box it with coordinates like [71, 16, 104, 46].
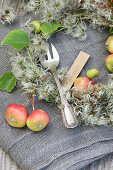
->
[0, 17, 113, 170]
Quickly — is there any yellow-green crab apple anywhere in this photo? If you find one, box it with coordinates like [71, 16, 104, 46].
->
[86, 68, 99, 78]
[105, 54, 113, 72]
[106, 36, 113, 53]
[5, 104, 27, 128]
[31, 21, 41, 33]
[74, 77, 95, 92]
[27, 110, 49, 131]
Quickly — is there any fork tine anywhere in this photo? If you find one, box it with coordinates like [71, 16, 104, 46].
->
[51, 43, 59, 61]
[40, 57, 48, 68]
[47, 48, 52, 60]
[41, 43, 60, 70]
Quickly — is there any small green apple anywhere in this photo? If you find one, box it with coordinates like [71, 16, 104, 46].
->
[86, 68, 99, 78]
[31, 21, 41, 33]
[106, 36, 113, 53]
[105, 54, 113, 72]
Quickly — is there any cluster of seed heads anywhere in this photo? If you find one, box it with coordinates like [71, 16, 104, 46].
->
[0, 6, 16, 24]
[1, 1, 112, 37]
[3, 0, 113, 126]
[65, 76, 113, 126]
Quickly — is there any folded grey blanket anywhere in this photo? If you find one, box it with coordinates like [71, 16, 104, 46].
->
[0, 17, 113, 170]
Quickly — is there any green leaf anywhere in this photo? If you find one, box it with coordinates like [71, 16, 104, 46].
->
[40, 22, 61, 35]
[1, 30, 29, 50]
[0, 72, 16, 92]
[110, 27, 113, 34]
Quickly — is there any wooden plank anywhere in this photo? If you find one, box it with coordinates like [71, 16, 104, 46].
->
[62, 51, 90, 91]
[0, 147, 21, 170]
[0, 146, 113, 170]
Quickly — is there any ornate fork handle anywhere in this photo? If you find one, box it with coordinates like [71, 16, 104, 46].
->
[52, 71, 78, 128]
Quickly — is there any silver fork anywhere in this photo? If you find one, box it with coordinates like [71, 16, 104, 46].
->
[41, 43, 78, 128]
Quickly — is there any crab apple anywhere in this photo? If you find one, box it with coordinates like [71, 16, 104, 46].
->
[105, 54, 113, 72]
[86, 68, 99, 78]
[26, 110, 49, 131]
[5, 104, 27, 128]
[106, 0, 113, 10]
[31, 21, 41, 33]
[106, 36, 113, 53]
[74, 77, 95, 92]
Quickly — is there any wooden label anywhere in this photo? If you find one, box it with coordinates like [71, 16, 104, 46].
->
[62, 51, 90, 91]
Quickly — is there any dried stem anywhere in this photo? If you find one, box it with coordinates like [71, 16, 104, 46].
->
[41, 73, 51, 81]
[32, 94, 35, 110]
[15, 0, 21, 14]
[73, 94, 82, 100]
[1, 0, 5, 9]
[27, 50, 35, 65]
[22, 91, 34, 106]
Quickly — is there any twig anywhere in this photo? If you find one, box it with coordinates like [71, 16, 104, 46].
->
[32, 94, 35, 110]
[15, 0, 21, 15]
[55, 19, 80, 34]
[22, 91, 34, 106]
[27, 50, 35, 65]
[73, 94, 82, 100]
[41, 73, 51, 81]
[1, 0, 5, 9]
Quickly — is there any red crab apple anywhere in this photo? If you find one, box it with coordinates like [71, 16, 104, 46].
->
[26, 110, 49, 131]
[106, 0, 113, 10]
[106, 36, 113, 53]
[105, 54, 113, 72]
[74, 77, 95, 92]
[5, 104, 27, 128]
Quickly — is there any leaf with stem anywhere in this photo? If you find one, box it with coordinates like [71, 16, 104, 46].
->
[40, 22, 61, 35]
[1, 30, 29, 50]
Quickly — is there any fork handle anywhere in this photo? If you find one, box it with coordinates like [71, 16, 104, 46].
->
[52, 71, 78, 128]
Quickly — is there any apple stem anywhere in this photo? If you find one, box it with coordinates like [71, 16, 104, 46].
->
[22, 91, 34, 106]
[32, 94, 35, 110]
[95, 77, 98, 83]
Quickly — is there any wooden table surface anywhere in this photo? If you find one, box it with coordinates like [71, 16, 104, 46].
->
[0, 146, 113, 170]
